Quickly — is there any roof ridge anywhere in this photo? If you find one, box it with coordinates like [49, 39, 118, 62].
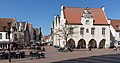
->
[64, 6, 101, 9]
[110, 19, 120, 21]
[0, 17, 14, 19]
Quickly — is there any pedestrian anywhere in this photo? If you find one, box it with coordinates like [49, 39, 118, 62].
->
[88, 45, 92, 51]
[42, 47, 46, 51]
[114, 46, 117, 51]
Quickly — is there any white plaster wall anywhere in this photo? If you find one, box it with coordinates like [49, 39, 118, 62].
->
[115, 32, 120, 41]
[63, 25, 110, 49]
[110, 25, 116, 37]
[0, 32, 12, 42]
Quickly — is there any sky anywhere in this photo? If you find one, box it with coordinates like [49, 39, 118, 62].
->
[0, 0, 120, 36]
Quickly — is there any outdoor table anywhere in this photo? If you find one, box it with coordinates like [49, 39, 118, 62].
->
[3, 52, 9, 59]
[0, 53, 4, 59]
[36, 52, 45, 59]
[15, 52, 20, 58]
[19, 52, 25, 58]
[33, 51, 37, 57]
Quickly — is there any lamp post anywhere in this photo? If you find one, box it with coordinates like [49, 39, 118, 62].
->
[8, 22, 11, 62]
[2, 22, 11, 62]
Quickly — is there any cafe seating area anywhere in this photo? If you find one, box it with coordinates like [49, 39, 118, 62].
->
[30, 51, 45, 59]
[0, 51, 25, 59]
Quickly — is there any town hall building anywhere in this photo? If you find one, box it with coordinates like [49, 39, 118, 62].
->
[52, 5, 110, 49]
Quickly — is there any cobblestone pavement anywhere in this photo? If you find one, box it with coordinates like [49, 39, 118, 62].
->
[0, 46, 120, 63]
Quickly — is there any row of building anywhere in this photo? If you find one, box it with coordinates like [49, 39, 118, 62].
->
[51, 5, 120, 49]
[0, 18, 42, 49]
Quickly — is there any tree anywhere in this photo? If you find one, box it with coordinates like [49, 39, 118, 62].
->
[53, 25, 77, 48]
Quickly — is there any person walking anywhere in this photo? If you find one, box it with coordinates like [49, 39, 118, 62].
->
[88, 45, 92, 51]
[114, 46, 117, 52]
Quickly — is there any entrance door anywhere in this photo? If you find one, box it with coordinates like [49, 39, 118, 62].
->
[77, 39, 86, 49]
[99, 39, 106, 48]
[66, 39, 75, 48]
[88, 39, 97, 48]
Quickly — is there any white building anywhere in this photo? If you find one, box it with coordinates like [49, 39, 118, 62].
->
[110, 19, 120, 47]
[0, 18, 18, 49]
[52, 5, 110, 49]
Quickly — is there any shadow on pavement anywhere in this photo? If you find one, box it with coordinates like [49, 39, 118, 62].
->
[51, 53, 120, 63]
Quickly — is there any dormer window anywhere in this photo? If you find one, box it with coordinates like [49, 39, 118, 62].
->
[82, 8, 93, 19]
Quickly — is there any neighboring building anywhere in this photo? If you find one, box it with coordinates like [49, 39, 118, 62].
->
[28, 23, 34, 42]
[34, 27, 42, 42]
[43, 35, 53, 45]
[16, 21, 35, 48]
[0, 18, 39, 49]
[110, 19, 120, 47]
[0, 18, 18, 49]
[52, 5, 110, 49]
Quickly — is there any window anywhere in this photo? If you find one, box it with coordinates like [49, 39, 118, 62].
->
[80, 27, 84, 35]
[86, 29, 89, 33]
[0, 33, 2, 39]
[91, 27, 95, 35]
[118, 42, 120, 45]
[102, 27, 106, 35]
[86, 20, 89, 25]
[14, 34, 17, 41]
[69, 27, 73, 34]
[6, 33, 9, 39]
[119, 33, 120, 38]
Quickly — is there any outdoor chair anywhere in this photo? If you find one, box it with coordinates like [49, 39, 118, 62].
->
[30, 51, 33, 57]
[0, 52, 4, 59]
[20, 52, 25, 58]
[40, 53, 45, 58]
[10, 52, 16, 58]
[36, 52, 45, 59]
[3, 53, 9, 59]
[30, 51, 37, 57]
[15, 52, 20, 58]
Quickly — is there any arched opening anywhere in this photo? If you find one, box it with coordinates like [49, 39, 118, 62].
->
[66, 39, 75, 48]
[77, 39, 86, 49]
[99, 39, 106, 48]
[88, 39, 97, 48]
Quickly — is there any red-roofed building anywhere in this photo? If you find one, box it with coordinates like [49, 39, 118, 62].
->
[0, 18, 18, 49]
[52, 5, 110, 49]
[110, 19, 120, 47]
[17, 21, 34, 48]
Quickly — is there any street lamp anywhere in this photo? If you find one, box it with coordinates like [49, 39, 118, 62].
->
[2, 22, 11, 62]
[7, 22, 11, 62]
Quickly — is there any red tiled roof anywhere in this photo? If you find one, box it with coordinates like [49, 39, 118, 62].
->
[28, 23, 31, 30]
[111, 19, 120, 32]
[0, 18, 16, 32]
[64, 7, 108, 25]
